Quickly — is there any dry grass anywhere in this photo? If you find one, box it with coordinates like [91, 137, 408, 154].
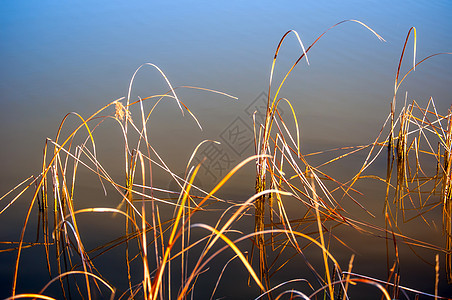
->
[1, 21, 451, 299]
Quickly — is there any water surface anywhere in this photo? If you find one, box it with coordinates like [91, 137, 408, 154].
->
[1, 0, 452, 298]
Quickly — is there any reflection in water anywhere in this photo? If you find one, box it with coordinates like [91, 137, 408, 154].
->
[1, 0, 452, 299]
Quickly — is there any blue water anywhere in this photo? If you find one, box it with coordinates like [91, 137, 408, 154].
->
[1, 0, 452, 298]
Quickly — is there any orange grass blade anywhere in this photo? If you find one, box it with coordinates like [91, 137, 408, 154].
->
[192, 223, 265, 292]
[38, 270, 116, 297]
[312, 174, 334, 300]
[4, 295, 57, 300]
[342, 254, 355, 300]
[150, 163, 201, 300]
[0, 176, 36, 215]
[187, 155, 271, 219]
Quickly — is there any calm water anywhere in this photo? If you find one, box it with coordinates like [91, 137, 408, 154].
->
[1, 0, 452, 298]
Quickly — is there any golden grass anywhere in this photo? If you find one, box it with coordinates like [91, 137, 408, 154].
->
[1, 21, 451, 299]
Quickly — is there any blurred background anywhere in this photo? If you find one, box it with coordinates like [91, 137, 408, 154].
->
[1, 0, 451, 298]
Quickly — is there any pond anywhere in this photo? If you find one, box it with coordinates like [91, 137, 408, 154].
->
[1, 0, 452, 299]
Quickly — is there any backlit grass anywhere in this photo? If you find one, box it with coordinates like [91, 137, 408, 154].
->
[1, 21, 451, 299]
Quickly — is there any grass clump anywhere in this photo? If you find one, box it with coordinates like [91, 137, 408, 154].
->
[1, 21, 452, 299]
